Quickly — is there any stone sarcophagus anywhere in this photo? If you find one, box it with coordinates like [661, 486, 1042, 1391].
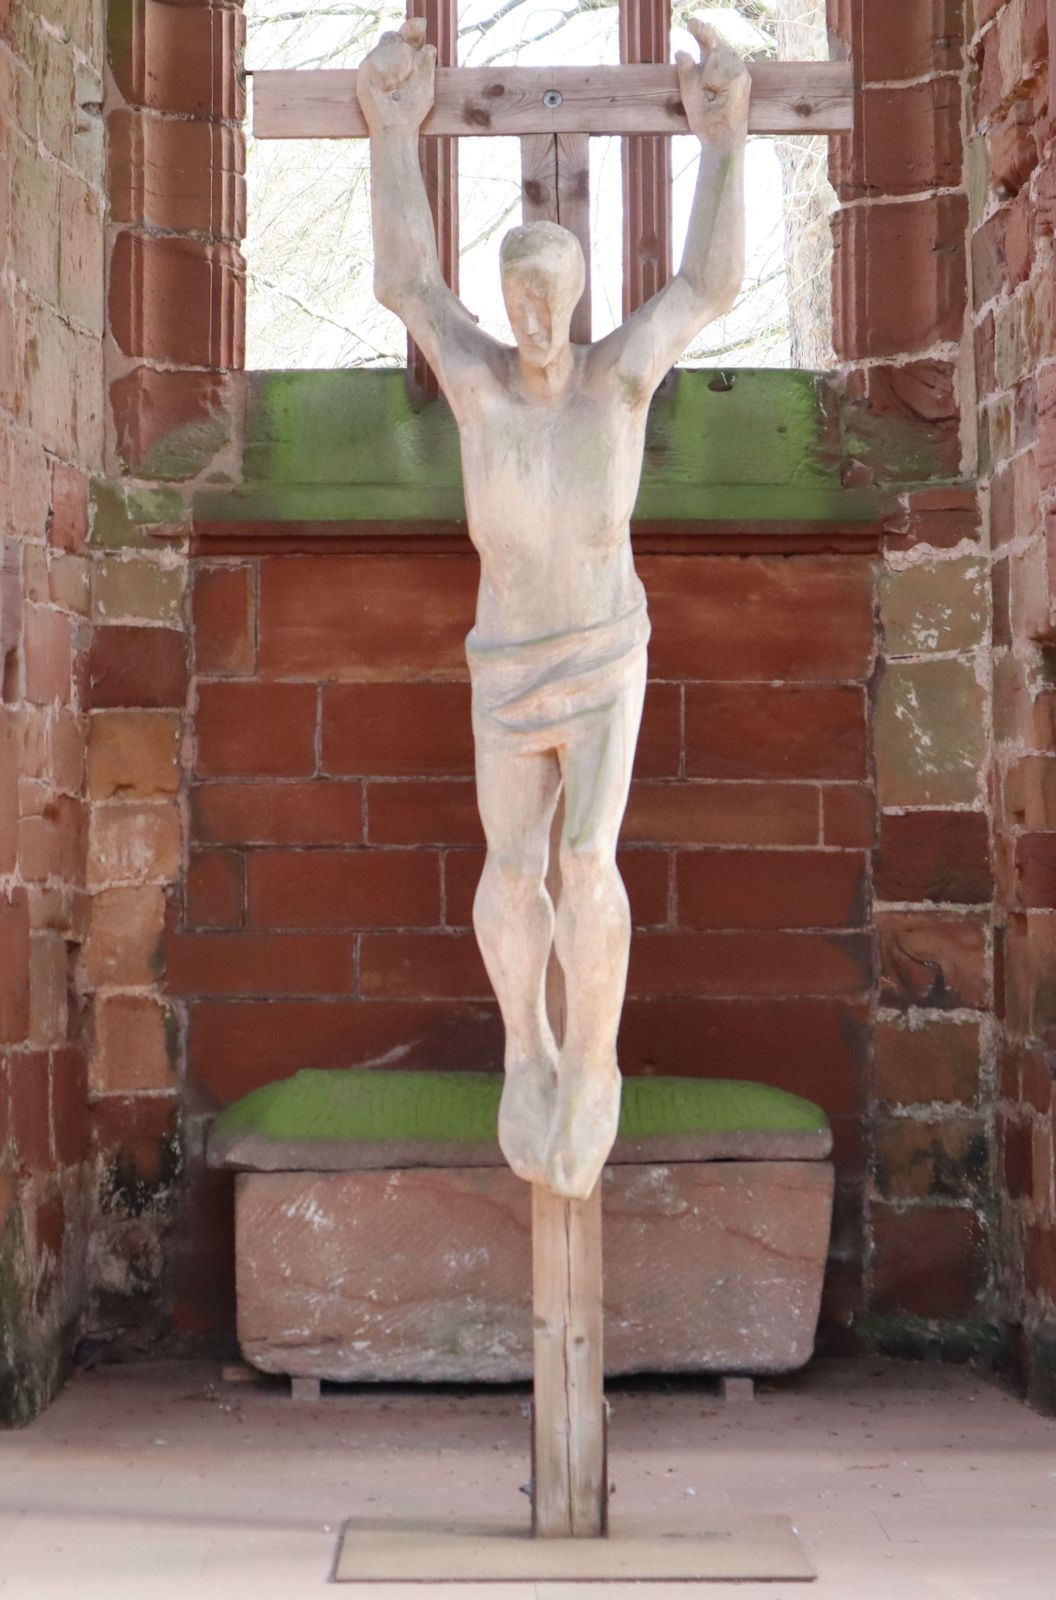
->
[208, 1069, 834, 1382]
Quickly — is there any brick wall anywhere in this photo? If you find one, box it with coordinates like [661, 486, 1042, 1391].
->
[173, 547, 876, 1342]
[827, 0, 999, 1354]
[145, 0, 1003, 1360]
[78, 0, 246, 1351]
[968, 0, 1056, 1408]
[0, 0, 104, 1418]
[4, 0, 1043, 1385]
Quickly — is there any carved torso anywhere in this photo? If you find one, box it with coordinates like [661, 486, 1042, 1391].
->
[457, 349, 650, 646]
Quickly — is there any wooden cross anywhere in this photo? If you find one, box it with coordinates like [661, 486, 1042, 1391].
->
[252, 13, 852, 383]
[251, 6, 852, 1542]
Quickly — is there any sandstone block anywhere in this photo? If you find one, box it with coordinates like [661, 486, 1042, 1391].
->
[0, 888, 31, 1044]
[87, 625, 187, 708]
[195, 682, 316, 778]
[878, 911, 989, 1010]
[191, 779, 365, 846]
[166, 931, 357, 999]
[820, 785, 875, 848]
[874, 1019, 980, 1106]
[629, 930, 872, 999]
[88, 710, 182, 798]
[879, 557, 987, 657]
[247, 848, 441, 931]
[828, 0, 962, 82]
[87, 800, 182, 886]
[875, 810, 991, 904]
[109, 367, 232, 481]
[258, 556, 473, 683]
[365, 780, 484, 846]
[51, 1045, 88, 1168]
[9, 1050, 51, 1171]
[186, 851, 244, 929]
[23, 604, 71, 705]
[17, 792, 83, 883]
[639, 555, 875, 684]
[10, 142, 60, 302]
[874, 1114, 989, 1201]
[234, 1161, 834, 1382]
[321, 683, 475, 778]
[193, 565, 255, 675]
[684, 685, 866, 781]
[108, 232, 243, 368]
[94, 557, 184, 627]
[872, 1205, 985, 1318]
[676, 849, 865, 930]
[833, 196, 967, 360]
[622, 782, 815, 849]
[10, 428, 51, 540]
[109, 111, 245, 239]
[83, 884, 166, 986]
[832, 80, 962, 201]
[0, 710, 17, 876]
[57, 171, 104, 336]
[875, 660, 986, 807]
[28, 932, 67, 1048]
[92, 994, 175, 1095]
[49, 707, 85, 794]
[48, 552, 90, 619]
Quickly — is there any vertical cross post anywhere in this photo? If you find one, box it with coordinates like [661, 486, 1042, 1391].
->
[520, 133, 592, 343]
[407, 0, 458, 398]
[621, 0, 672, 315]
[531, 1182, 607, 1537]
[518, 130, 606, 1538]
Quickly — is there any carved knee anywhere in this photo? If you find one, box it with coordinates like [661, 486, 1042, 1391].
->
[473, 851, 549, 934]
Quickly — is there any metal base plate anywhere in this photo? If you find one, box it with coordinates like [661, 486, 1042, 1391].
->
[333, 1514, 815, 1582]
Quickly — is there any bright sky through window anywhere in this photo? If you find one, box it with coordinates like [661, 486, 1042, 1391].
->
[243, 0, 835, 370]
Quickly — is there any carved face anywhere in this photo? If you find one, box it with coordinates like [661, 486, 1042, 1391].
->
[500, 222, 585, 367]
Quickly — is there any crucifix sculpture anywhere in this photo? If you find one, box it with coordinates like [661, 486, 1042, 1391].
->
[358, 15, 749, 1208]
[252, 15, 852, 1552]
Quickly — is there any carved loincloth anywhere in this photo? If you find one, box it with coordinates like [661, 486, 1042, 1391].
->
[465, 593, 650, 749]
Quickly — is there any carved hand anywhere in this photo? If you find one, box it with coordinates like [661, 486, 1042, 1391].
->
[357, 19, 436, 135]
[676, 18, 751, 151]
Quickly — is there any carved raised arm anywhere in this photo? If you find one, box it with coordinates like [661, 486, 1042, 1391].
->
[591, 19, 750, 398]
[359, 22, 499, 402]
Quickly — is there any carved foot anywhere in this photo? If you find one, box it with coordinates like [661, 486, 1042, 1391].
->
[498, 1055, 557, 1185]
[544, 1063, 621, 1200]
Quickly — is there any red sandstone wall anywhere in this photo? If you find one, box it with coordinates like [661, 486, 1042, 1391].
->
[968, 0, 1056, 1404]
[157, 0, 997, 1355]
[174, 549, 876, 1340]
[0, 0, 104, 1416]
[829, 0, 998, 1349]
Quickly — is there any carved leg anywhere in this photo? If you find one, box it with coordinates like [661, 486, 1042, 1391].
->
[545, 663, 647, 1199]
[547, 849, 630, 1198]
[472, 743, 563, 1183]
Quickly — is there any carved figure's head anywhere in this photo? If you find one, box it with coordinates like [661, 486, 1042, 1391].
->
[500, 222, 586, 367]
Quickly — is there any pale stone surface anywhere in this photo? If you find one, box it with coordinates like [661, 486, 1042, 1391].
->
[211, 1125, 833, 1172]
[3, 1360, 1056, 1600]
[360, 20, 748, 1199]
[235, 1160, 834, 1381]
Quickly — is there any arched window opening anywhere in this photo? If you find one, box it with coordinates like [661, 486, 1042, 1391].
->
[243, 0, 836, 371]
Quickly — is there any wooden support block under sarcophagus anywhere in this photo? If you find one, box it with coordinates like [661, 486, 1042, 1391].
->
[209, 1070, 835, 1384]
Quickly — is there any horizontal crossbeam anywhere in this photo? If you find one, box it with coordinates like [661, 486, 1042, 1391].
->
[252, 60, 853, 140]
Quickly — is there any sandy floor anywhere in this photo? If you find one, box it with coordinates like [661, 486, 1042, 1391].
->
[1, 1358, 1054, 1599]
